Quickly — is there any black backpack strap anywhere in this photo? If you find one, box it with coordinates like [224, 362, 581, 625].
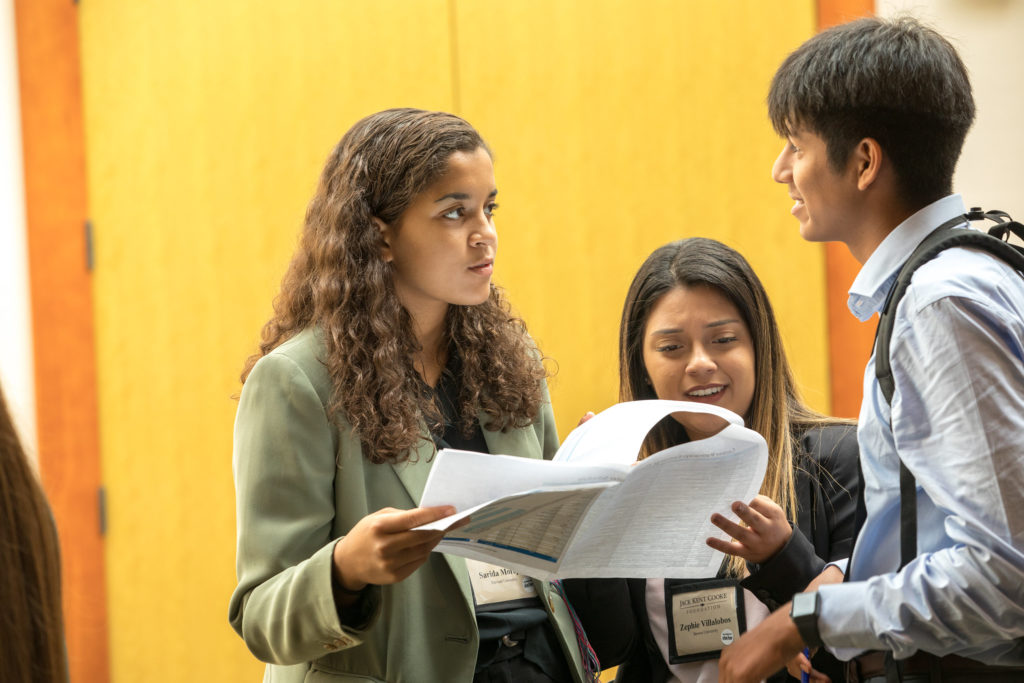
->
[872, 208, 1024, 570]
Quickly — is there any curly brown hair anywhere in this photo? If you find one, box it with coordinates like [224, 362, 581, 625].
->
[241, 109, 546, 463]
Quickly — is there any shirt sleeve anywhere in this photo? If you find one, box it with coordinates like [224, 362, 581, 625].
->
[818, 291, 1024, 661]
[536, 379, 560, 460]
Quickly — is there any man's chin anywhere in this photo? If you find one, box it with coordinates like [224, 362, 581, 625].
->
[798, 222, 829, 243]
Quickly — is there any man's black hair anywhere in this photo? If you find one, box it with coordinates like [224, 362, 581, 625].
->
[768, 16, 975, 209]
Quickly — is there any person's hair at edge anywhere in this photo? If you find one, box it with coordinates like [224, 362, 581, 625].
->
[619, 237, 850, 577]
[0, 385, 67, 682]
[241, 108, 546, 464]
[768, 15, 975, 210]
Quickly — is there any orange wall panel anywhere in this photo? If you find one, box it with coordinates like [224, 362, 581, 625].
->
[819, 0, 875, 27]
[819, 0, 876, 417]
[13, 1, 109, 681]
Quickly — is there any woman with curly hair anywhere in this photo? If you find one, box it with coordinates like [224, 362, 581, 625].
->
[229, 108, 585, 683]
[0, 383, 67, 683]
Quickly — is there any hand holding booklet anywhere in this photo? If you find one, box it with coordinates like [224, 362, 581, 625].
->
[416, 400, 768, 580]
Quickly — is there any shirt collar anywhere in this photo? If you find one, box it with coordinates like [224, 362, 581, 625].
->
[847, 194, 967, 322]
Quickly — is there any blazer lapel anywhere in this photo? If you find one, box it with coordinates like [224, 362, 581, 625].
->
[389, 430, 477, 610]
[393, 413, 543, 506]
[390, 433, 437, 507]
[449, 414, 544, 608]
[389, 415, 546, 615]
[480, 411, 543, 461]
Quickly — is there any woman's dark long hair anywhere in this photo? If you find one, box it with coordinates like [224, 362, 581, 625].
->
[619, 237, 847, 576]
[242, 109, 545, 463]
[0, 385, 67, 682]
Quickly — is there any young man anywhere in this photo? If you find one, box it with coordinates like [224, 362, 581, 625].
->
[719, 16, 1024, 683]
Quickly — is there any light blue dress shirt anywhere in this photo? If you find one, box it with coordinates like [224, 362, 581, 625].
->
[817, 195, 1024, 663]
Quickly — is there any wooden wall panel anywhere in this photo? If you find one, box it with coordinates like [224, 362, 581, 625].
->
[73, 1, 856, 680]
[818, 0, 876, 417]
[78, 1, 455, 679]
[455, 0, 829, 432]
[13, 0, 109, 681]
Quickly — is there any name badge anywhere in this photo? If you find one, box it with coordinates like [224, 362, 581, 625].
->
[465, 558, 539, 612]
[664, 578, 746, 663]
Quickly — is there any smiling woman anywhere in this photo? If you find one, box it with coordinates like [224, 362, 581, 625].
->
[641, 285, 756, 442]
[564, 237, 860, 683]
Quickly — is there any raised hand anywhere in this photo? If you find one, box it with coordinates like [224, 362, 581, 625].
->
[706, 494, 792, 563]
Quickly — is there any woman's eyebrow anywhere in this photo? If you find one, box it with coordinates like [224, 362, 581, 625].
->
[434, 189, 498, 202]
[648, 319, 739, 336]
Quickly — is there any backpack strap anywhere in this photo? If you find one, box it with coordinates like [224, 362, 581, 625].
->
[872, 208, 1024, 570]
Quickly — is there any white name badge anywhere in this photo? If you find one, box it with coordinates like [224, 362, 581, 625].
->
[665, 578, 746, 663]
[465, 558, 539, 611]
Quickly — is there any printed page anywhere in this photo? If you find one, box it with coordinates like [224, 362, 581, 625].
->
[417, 450, 629, 518]
[431, 483, 617, 576]
[554, 399, 743, 466]
[556, 423, 767, 578]
[415, 401, 767, 580]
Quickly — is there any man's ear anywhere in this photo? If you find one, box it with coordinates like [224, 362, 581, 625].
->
[373, 217, 393, 263]
[852, 137, 883, 191]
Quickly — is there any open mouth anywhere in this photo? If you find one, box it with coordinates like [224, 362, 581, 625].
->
[469, 260, 493, 275]
[687, 386, 724, 398]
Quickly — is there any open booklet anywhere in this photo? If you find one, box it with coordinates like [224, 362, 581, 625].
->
[416, 400, 768, 580]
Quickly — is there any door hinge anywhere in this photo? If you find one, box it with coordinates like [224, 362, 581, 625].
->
[98, 485, 107, 536]
[85, 219, 94, 271]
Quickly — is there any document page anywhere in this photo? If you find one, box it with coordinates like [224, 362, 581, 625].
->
[554, 399, 743, 466]
[418, 450, 629, 516]
[416, 401, 768, 580]
[555, 423, 766, 578]
[434, 483, 616, 574]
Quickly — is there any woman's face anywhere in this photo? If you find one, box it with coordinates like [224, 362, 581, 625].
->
[379, 146, 498, 325]
[641, 284, 756, 440]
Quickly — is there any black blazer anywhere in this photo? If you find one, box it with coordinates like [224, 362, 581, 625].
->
[563, 423, 860, 683]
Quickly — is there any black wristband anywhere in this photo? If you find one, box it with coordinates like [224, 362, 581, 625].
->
[790, 591, 823, 648]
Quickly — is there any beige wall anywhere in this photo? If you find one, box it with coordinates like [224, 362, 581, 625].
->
[879, 0, 1024, 221]
[0, 0, 36, 458]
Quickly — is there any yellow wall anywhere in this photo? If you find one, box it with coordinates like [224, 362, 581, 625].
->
[78, 1, 820, 680]
[454, 0, 824, 419]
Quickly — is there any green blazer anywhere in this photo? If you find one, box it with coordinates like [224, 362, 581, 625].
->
[229, 329, 585, 683]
